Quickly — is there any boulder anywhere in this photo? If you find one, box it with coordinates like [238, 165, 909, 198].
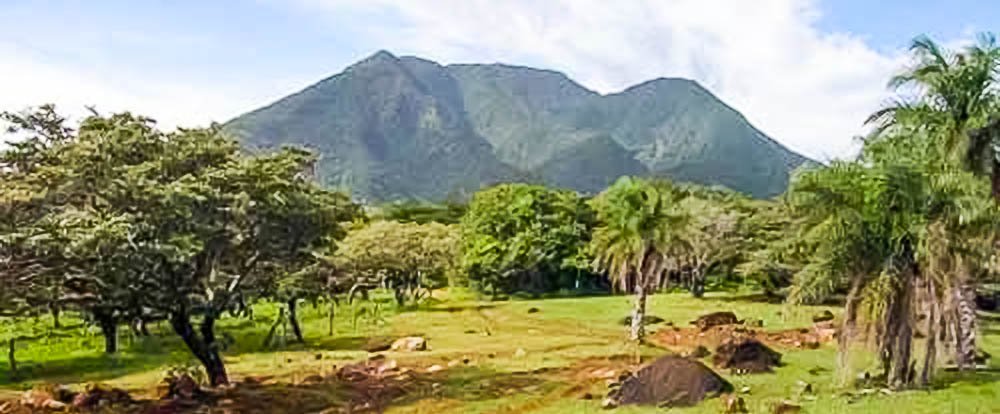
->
[691, 312, 741, 330]
[812, 310, 835, 323]
[605, 356, 732, 408]
[620, 315, 666, 326]
[713, 338, 782, 373]
[390, 336, 427, 352]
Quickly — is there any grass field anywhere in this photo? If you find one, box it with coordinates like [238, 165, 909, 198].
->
[1, 290, 998, 413]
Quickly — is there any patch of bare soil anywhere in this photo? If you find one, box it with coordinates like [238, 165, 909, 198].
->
[605, 355, 733, 408]
[650, 319, 837, 356]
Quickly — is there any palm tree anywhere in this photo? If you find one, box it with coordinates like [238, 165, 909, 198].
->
[588, 177, 687, 341]
[789, 160, 996, 387]
[866, 32, 1000, 370]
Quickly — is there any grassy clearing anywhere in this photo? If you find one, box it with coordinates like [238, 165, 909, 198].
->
[1, 290, 998, 413]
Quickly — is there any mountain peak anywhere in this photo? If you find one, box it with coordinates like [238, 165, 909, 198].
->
[226, 52, 811, 201]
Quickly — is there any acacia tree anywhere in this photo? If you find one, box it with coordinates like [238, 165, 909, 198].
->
[0, 107, 353, 385]
[338, 220, 458, 306]
[674, 192, 747, 297]
[460, 184, 594, 297]
[588, 177, 687, 341]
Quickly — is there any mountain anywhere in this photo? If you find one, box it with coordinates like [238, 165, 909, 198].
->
[226, 51, 811, 201]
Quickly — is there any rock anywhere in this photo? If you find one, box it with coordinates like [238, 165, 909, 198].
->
[427, 365, 445, 373]
[621, 315, 666, 326]
[773, 400, 802, 414]
[796, 380, 814, 395]
[447, 359, 462, 367]
[463, 329, 477, 334]
[605, 356, 732, 407]
[691, 312, 741, 330]
[601, 397, 618, 409]
[21, 388, 56, 409]
[740, 386, 751, 394]
[684, 345, 712, 359]
[315, 353, 324, 360]
[812, 310, 835, 323]
[514, 348, 527, 358]
[72, 384, 134, 409]
[527, 307, 540, 314]
[377, 359, 399, 374]
[581, 393, 594, 400]
[368, 353, 386, 361]
[713, 338, 782, 373]
[362, 336, 395, 352]
[390, 336, 428, 352]
[723, 395, 749, 413]
[747, 319, 765, 328]
[302, 374, 325, 384]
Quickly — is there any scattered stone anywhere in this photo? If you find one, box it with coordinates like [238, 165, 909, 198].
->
[315, 353, 324, 360]
[427, 365, 445, 373]
[620, 314, 666, 326]
[464, 329, 477, 334]
[362, 337, 395, 352]
[605, 355, 732, 407]
[740, 386, 751, 394]
[390, 336, 427, 352]
[723, 394, 749, 413]
[692, 312, 741, 330]
[581, 393, 594, 400]
[72, 384, 134, 409]
[812, 310, 835, 323]
[527, 307, 540, 314]
[773, 400, 802, 414]
[796, 380, 814, 395]
[713, 338, 782, 373]
[514, 348, 527, 358]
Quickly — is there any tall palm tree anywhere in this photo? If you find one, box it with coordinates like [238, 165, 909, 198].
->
[789, 159, 996, 387]
[589, 177, 687, 341]
[866, 33, 1000, 370]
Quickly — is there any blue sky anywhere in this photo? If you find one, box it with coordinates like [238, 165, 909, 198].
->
[1, 0, 996, 159]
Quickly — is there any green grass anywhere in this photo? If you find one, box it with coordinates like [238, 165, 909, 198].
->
[1, 290, 998, 413]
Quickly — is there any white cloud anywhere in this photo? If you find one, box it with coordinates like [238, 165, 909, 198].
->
[0, 41, 292, 132]
[298, 0, 909, 160]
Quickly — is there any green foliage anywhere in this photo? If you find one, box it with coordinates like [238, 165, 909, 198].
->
[373, 199, 467, 224]
[337, 220, 459, 305]
[0, 106, 359, 385]
[460, 183, 595, 296]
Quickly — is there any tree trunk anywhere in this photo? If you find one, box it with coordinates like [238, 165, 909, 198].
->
[328, 299, 336, 336]
[50, 304, 61, 329]
[953, 280, 978, 370]
[691, 268, 705, 298]
[288, 299, 304, 343]
[887, 258, 917, 389]
[990, 159, 1000, 202]
[921, 294, 938, 387]
[94, 310, 118, 354]
[170, 309, 229, 386]
[630, 282, 647, 341]
[7, 338, 16, 379]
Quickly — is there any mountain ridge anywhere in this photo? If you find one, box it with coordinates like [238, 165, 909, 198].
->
[226, 50, 812, 201]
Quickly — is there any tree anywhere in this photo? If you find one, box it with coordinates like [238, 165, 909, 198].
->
[588, 177, 687, 341]
[866, 32, 1000, 370]
[460, 184, 595, 297]
[787, 159, 997, 388]
[674, 191, 747, 297]
[0, 107, 354, 386]
[337, 220, 459, 306]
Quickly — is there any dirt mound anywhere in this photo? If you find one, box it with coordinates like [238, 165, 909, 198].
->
[692, 312, 741, 330]
[713, 338, 782, 373]
[605, 355, 732, 408]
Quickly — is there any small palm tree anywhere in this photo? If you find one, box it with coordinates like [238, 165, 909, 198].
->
[589, 177, 687, 341]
